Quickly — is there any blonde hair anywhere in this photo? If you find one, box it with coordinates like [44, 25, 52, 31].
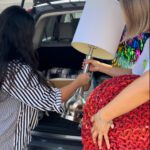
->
[120, 0, 149, 39]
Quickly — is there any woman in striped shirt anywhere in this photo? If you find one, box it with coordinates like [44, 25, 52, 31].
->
[0, 6, 90, 150]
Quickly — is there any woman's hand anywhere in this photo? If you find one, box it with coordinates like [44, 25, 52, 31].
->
[83, 59, 102, 72]
[91, 110, 114, 149]
[76, 73, 90, 86]
[60, 73, 90, 102]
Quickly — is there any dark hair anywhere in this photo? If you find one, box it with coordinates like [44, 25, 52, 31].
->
[0, 6, 47, 87]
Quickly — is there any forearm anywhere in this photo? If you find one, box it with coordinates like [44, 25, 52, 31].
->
[98, 63, 132, 77]
[100, 71, 150, 121]
[60, 80, 80, 102]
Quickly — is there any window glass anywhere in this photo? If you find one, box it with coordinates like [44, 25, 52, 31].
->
[41, 12, 82, 47]
[42, 16, 58, 43]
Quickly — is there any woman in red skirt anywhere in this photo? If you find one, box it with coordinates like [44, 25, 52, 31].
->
[82, 0, 150, 149]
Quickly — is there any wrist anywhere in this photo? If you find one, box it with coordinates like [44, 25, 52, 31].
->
[97, 63, 105, 72]
[98, 108, 112, 122]
[74, 79, 82, 88]
[98, 66, 102, 72]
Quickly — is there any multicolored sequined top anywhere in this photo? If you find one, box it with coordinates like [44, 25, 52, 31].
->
[112, 33, 150, 68]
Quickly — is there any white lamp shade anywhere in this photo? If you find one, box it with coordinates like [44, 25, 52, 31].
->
[72, 0, 125, 60]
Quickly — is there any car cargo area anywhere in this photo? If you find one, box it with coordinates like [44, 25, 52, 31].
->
[27, 1, 111, 149]
[28, 112, 82, 150]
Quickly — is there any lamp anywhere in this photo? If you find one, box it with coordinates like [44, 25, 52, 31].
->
[72, 0, 125, 104]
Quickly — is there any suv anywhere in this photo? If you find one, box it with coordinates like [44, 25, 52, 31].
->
[21, 0, 111, 149]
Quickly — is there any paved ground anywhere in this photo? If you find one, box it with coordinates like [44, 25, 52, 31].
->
[0, 0, 32, 12]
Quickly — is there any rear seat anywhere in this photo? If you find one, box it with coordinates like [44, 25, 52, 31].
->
[44, 20, 82, 79]
[72, 18, 79, 31]
[43, 22, 75, 47]
[57, 22, 75, 42]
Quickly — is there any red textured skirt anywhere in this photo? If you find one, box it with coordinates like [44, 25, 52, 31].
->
[82, 75, 150, 150]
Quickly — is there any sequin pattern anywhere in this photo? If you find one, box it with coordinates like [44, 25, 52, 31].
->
[112, 33, 149, 68]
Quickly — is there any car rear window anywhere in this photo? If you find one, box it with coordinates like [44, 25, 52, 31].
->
[41, 12, 82, 47]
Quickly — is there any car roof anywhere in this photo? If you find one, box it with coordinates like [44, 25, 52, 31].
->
[31, 0, 85, 20]
[34, 0, 85, 5]
[21, 0, 85, 7]
[34, 0, 62, 6]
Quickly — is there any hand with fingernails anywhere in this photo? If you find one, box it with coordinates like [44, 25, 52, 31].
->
[91, 110, 114, 150]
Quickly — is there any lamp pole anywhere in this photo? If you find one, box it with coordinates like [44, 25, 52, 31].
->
[77, 46, 95, 104]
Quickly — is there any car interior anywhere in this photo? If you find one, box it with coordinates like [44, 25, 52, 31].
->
[28, 10, 86, 150]
[23, 1, 112, 149]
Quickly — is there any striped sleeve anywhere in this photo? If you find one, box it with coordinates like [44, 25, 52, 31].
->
[3, 62, 64, 113]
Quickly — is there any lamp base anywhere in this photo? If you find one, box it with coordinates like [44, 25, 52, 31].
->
[69, 46, 95, 123]
[62, 46, 95, 123]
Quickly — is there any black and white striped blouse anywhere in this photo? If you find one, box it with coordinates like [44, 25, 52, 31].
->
[1, 60, 63, 150]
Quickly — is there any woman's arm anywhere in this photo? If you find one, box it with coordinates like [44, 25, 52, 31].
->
[60, 73, 90, 102]
[100, 71, 150, 121]
[91, 71, 149, 149]
[98, 62, 132, 77]
[84, 59, 132, 77]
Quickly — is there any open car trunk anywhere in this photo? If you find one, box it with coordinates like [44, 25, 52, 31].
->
[20, 1, 85, 149]
[27, 46, 111, 150]
[23, 0, 111, 149]
[27, 46, 85, 150]
[21, 0, 74, 7]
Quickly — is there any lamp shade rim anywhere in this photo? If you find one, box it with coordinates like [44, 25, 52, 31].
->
[72, 42, 114, 60]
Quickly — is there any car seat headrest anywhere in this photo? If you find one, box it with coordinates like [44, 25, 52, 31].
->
[57, 22, 75, 42]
